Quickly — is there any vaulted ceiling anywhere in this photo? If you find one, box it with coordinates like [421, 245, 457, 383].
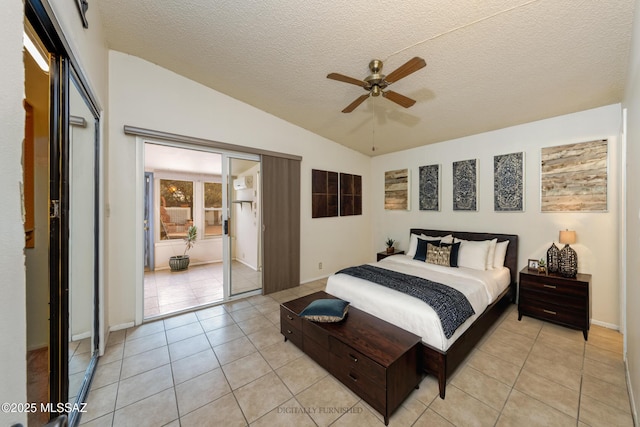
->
[97, 0, 635, 156]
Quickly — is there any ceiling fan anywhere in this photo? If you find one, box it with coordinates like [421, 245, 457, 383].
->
[327, 57, 426, 113]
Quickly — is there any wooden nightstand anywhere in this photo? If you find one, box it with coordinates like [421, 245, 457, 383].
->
[518, 267, 592, 340]
[377, 250, 405, 261]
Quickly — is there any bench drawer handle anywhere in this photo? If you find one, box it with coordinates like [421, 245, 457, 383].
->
[348, 373, 358, 382]
[348, 353, 358, 363]
[543, 309, 557, 315]
[287, 315, 293, 320]
[543, 284, 557, 289]
[287, 329, 293, 334]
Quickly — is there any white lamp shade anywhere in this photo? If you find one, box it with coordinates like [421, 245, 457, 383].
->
[559, 230, 576, 245]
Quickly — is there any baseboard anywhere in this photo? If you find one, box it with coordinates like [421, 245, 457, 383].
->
[71, 331, 91, 342]
[109, 322, 135, 332]
[591, 319, 620, 330]
[27, 343, 48, 352]
[625, 358, 638, 426]
[301, 274, 330, 285]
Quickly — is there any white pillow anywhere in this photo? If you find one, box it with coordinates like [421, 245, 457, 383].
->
[486, 238, 498, 270]
[457, 239, 491, 270]
[493, 240, 509, 268]
[424, 234, 453, 244]
[407, 234, 450, 257]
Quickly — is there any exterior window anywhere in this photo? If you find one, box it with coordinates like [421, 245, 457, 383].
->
[159, 179, 193, 240]
[204, 182, 222, 237]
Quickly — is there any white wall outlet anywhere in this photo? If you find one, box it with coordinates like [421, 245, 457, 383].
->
[318, 262, 323, 270]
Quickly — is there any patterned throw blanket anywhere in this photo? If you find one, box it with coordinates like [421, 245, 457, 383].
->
[336, 264, 475, 338]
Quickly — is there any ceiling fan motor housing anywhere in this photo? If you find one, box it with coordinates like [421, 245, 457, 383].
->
[364, 59, 387, 95]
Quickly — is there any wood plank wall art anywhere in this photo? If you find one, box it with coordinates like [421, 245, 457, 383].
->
[340, 173, 362, 216]
[494, 152, 524, 212]
[312, 169, 338, 218]
[453, 159, 478, 211]
[419, 164, 440, 211]
[385, 169, 410, 210]
[540, 139, 608, 212]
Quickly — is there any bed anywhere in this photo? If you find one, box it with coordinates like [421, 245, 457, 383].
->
[325, 229, 518, 398]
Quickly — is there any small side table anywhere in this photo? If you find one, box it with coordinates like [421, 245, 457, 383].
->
[377, 250, 405, 261]
[518, 267, 591, 340]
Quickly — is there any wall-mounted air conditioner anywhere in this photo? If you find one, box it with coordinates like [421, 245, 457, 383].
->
[233, 176, 253, 190]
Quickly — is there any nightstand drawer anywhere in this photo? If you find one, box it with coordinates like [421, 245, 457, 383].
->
[519, 287, 585, 311]
[519, 298, 587, 329]
[520, 275, 587, 298]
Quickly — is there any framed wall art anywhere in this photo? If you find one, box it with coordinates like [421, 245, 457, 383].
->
[384, 168, 410, 210]
[340, 173, 362, 216]
[311, 169, 338, 218]
[540, 139, 608, 212]
[494, 152, 524, 212]
[452, 159, 477, 211]
[419, 164, 440, 211]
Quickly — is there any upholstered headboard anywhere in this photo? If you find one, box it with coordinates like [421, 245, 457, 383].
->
[409, 229, 519, 286]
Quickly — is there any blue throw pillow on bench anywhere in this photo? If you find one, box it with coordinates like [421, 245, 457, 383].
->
[300, 299, 350, 322]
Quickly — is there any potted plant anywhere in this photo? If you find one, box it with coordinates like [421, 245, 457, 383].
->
[385, 237, 395, 254]
[169, 225, 197, 271]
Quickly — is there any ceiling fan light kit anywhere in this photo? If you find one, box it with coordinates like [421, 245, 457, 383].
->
[327, 56, 426, 113]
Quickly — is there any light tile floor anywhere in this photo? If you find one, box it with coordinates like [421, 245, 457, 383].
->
[82, 280, 635, 426]
[144, 262, 262, 319]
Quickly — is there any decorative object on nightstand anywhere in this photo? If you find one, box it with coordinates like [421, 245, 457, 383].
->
[546, 242, 560, 273]
[537, 258, 546, 274]
[385, 237, 395, 254]
[559, 230, 578, 278]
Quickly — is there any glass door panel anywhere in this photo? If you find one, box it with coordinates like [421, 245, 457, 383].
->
[224, 155, 262, 297]
[68, 75, 97, 406]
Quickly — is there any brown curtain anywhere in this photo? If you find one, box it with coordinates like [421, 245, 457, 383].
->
[261, 155, 301, 294]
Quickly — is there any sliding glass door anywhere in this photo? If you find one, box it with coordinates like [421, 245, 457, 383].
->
[223, 155, 262, 297]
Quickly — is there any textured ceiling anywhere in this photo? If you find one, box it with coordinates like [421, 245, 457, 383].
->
[97, 0, 635, 156]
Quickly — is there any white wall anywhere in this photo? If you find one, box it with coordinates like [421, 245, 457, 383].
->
[371, 104, 622, 328]
[107, 51, 372, 327]
[234, 165, 260, 270]
[0, 2, 27, 424]
[623, 0, 640, 420]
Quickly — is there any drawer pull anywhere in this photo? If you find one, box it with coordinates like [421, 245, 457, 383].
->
[543, 284, 557, 289]
[348, 353, 358, 363]
[543, 309, 557, 315]
[286, 314, 293, 320]
[348, 373, 358, 382]
[287, 329, 293, 334]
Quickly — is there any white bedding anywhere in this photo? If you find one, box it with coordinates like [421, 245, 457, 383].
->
[325, 254, 511, 351]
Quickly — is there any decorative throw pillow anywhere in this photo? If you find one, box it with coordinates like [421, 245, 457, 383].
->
[426, 243, 452, 266]
[299, 299, 349, 322]
[413, 239, 441, 262]
[440, 241, 461, 267]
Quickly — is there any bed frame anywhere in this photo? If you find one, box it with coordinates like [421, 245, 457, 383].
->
[409, 229, 519, 399]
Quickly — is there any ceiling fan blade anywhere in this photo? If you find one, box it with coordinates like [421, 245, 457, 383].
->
[327, 72, 367, 87]
[342, 94, 370, 113]
[384, 57, 426, 83]
[382, 90, 416, 108]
